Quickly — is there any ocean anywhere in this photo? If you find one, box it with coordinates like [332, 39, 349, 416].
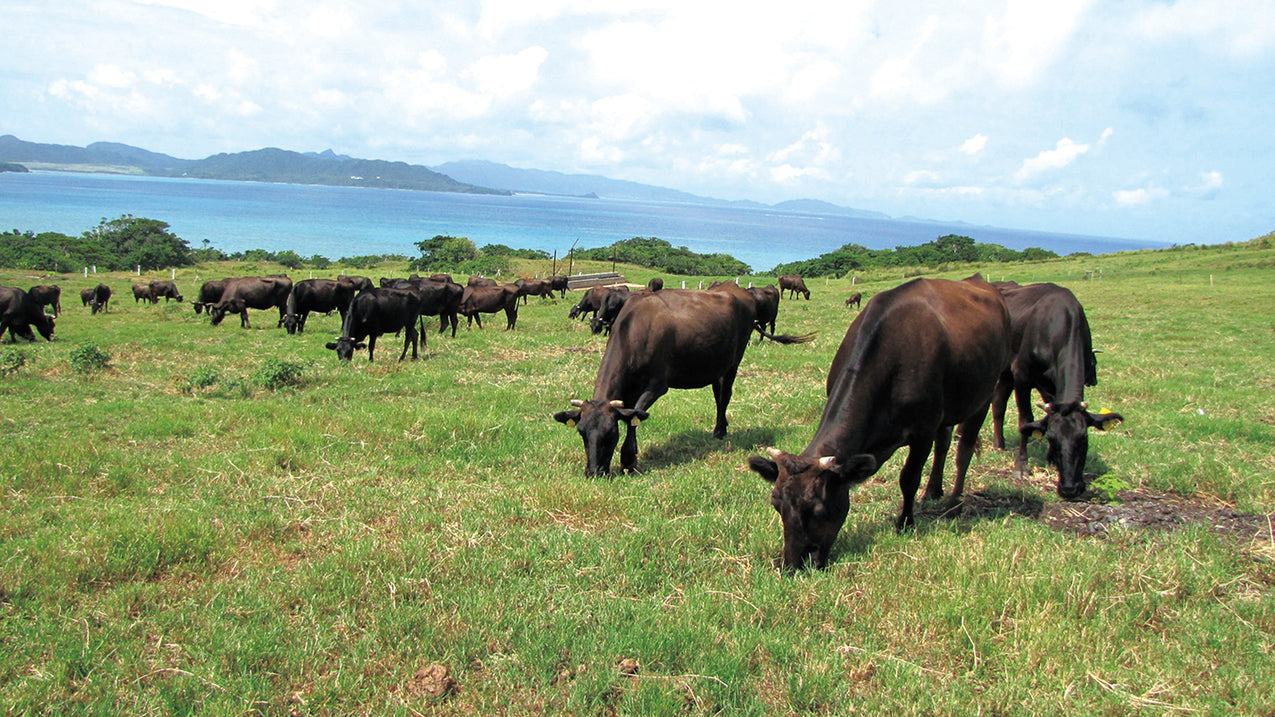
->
[0, 170, 1168, 273]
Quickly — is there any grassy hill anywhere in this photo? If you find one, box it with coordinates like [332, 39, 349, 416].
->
[0, 239, 1272, 713]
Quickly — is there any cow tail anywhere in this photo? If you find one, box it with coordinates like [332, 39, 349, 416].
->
[758, 329, 816, 345]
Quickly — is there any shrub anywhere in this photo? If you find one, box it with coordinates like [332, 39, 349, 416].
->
[0, 347, 26, 376]
[252, 359, 303, 390]
[189, 367, 219, 389]
[69, 343, 111, 374]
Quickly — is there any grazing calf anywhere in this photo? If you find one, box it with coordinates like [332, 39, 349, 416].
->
[844, 292, 862, 309]
[325, 288, 423, 361]
[208, 276, 293, 329]
[80, 288, 95, 308]
[0, 286, 56, 342]
[779, 275, 810, 300]
[555, 289, 814, 477]
[749, 275, 1011, 570]
[460, 284, 520, 330]
[90, 284, 111, 315]
[28, 285, 61, 317]
[990, 281, 1123, 499]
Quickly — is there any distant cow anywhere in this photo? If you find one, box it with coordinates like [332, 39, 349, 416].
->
[514, 278, 556, 304]
[149, 280, 184, 302]
[460, 284, 519, 330]
[337, 274, 374, 293]
[990, 281, 1123, 500]
[646, 277, 664, 292]
[208, 276, 293, 329]
[555, 289, 814, 477]
[548, 275, 570, 298]
[325, 287, 423, 362]
[0, 286, 56, 342]
[27, 285, 61, 317]
[89, 284, 112, 315]
[590, 287, 634, 335]
[284, 278, 356, 334]
[844, 292, 862, 309]
[192, 279, 228, 315]
[380, 276, 463, 341]
[80, 288, 95, 307]
[569, 285, 622, 323]
[467, 276, 498, 288]
[748, 275, 1011, 570]
[779, 275, 810, 300]
[133, 284, 156, 304]
[709, 281, 781, 341]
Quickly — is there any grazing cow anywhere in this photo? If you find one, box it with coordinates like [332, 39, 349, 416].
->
[133, 284, 156, 304]
[428, 273, 453, 284]
[569, 285, 624, 323]
[28, 285, 61, 317]
[89, 284, 111, 315]
[990, 281, 1123, 500]
[80, 288, 95, 307]
[380, 277, 463, 341]
[590, 287, 635, 335]
[192, 279, 228, 315]
[207, 276, 293, 329]
[0, 286, 56, 342]
[460, 284, 519, 330]
[337, 274, 374, 293]
[779, 275, 810, 300]
[325, 287, 422, 361]
[748, 275, 1011, 570]
[548, 275, 569, 298]
[646, 277, 664, 292]
[709, 281, 781, 342]
[467, 276, 498, 288]
[514, 278, 556, 304]
[148, 280, 184, 302]
[284, 278, 356, 334]
[844, 292, 862, 309]
[554, 289, 815, 477]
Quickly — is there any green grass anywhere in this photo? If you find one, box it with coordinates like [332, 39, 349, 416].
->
[1, 242, 1273, 714]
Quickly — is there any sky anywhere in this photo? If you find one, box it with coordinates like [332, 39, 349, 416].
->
[4, 0, 1274, 245]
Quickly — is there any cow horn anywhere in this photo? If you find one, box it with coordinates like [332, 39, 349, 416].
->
[570, 399, 585, 407]
[765, 447, 784, 458]
[817, 456, 837, 470]
[1080, 401, 1089, 410]
[1037, 402, 1051, 413]
[609, 400, 624, 407]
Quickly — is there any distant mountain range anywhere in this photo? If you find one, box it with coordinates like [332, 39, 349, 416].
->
[0, 134, 889, 219]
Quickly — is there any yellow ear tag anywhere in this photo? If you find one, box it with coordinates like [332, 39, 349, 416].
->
[630, 418, 641, 428]
[566, 419, 577, 428]
[1032, 430, 1044, 440]
[1099, 408, 1113, 415]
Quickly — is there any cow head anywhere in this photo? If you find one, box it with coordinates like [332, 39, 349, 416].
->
[554, 399, 648, 477]
[325, 336, 366, 360]
[1021, 401, 1123, 500]
[749, 448, 877, 571]
[192, 302, 206, 315]
[207, 300, 243, 326]
[283, 313, 301, 335]
[33, 314, 55, 341]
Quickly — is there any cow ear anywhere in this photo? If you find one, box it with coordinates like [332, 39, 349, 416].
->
[748, 455, 780, 483]
[325, 342, 338, 350]
[554, 410, 582, 428]
[1087, 409, 1124, 432]
[832, 454, 876, 485]
[1020, 419, 1047, 441]
[353, 342, 368, 350]
[616, 407, 649, 426]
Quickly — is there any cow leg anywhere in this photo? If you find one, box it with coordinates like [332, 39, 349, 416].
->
[240, 310, 251, 329]
[398, 326, 418, 361]
[991, 373, 1013, 450]
[505, 306, 517, 330]
[896, 439, 934, 532]
[620, 422, 640, 472]
[951, 403, 992, 499]
[1012, 382, 1036, 477]
[923, 426, 954, 500]
[472, 312, 483, 330]
[710, 371, 736, 439]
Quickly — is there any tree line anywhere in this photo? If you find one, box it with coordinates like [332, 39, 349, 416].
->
[770, 234, 1061, 278]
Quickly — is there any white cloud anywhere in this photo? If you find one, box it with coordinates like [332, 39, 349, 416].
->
[465, 46, 548, 97]
[960, 134, 988, 155]
[1113, 186, 1169, 206]
[1016, 137, 1089, 181]
[1134, 0, 1275, 59]
[132, 0, 273, 28]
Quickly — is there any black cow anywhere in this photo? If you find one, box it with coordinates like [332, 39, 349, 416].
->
[208, 276, 293, 328]
[590, 287, 634, 335]
[133, 284, 156, 304]
[779, 275, 810, 300]
[844, 292, 862, 309]
[325, 288, 423, 361]
[548, 275, 570, 298]
[460, 284, 520, 330]
[149, 280, 184, 302]
[192, 279, 228, 315]
[569, 285, 624, 323]
[748, 275, 1011, 570]
[554, 289, 815, 477]
[80, 288, 95, 308]
[990, 282, 1123, 499]
[0, 286, 56, 342]
[89, 284, 111, 315]
[709, 281, 781, 342]
[28, 285, 61, 317]
[467, 276, 498, 288]
[284, 278, 356, 334]
[646, 277, 664, 292]
[337, 274, 374, 293]
[514, 278, 556, 304]
[380, 277, 463, 341]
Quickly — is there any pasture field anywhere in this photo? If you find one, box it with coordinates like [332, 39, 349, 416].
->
[1, 239, 1273, 715]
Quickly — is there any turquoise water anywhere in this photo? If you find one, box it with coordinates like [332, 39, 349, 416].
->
[0, 171, 1166, 272]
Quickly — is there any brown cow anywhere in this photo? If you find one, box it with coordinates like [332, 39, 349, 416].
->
[554, 289, 814, 477]
[514, 278, 556, 304]
[192, 279, 228, 315]
[779, 275, 810, 300]
[1, 286, 56, 342]
[748, 275, 1011, 570]
[708, 281, 780, 342]
[844, 292, 862, 309]
[149, 280, 184, 302]
[569, 285, 625, 323]
[990, 282, 1123, 499]
[89, 284, 111, 315]
[460, 284, 519, 330]
[27, 285, 61, 317]
[207, 276, 293, 328]
[467, 276, 498, 288]
[133, 284, 156, 304]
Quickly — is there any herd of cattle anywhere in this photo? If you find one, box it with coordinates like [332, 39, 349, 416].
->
[1, 269, 1121, 570]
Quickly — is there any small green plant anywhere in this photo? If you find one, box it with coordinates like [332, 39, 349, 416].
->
[1090, 473, 1133, 502]
[69, 342, 111, 374]
[0, 347, 26, 376]
[181, 367, 219, 393]
[252, 358, 303, 390]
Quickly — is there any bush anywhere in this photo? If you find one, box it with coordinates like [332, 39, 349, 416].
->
[69, 343, 111, 374]
[188, 367, 219, 389]
[252, 359, 303, 390]
[0, 347, 26, 376]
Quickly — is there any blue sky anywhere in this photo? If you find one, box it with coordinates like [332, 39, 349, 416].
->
[4, 0, 1273, 244]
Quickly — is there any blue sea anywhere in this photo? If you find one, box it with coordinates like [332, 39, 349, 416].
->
[0, 171, 1167, 272]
